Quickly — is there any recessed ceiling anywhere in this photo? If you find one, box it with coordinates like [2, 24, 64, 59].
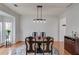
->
[3, 3, 71, 16]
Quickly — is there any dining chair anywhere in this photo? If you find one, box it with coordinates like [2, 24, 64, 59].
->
[40, 32, 46, 38]
[32, 32, 38, 37]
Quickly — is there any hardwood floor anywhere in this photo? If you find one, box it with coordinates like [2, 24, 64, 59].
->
[0, 41, 71, 55]
[53, 41, 71, 55]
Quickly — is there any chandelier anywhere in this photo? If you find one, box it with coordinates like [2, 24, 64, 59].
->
[33, 5, 46, 23]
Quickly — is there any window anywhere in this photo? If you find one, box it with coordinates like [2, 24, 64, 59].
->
[0, 22, 2, 44]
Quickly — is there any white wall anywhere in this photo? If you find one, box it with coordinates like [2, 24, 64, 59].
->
[66, 4, 79, 37]
[60, 4, 79, 41]
[0, 4, 20, 42]
[20, 15, 59, 41]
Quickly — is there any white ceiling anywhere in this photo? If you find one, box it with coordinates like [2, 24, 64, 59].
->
[0, 10, 13, 17]
[3, 3, 71, 16]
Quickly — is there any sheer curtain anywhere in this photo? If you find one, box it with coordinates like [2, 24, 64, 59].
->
[0, 15, 15, 46]
[0, 18, 2, 45]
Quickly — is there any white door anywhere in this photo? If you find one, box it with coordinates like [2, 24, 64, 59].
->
[59, 17, 66, 41]
[59, 17, 66, 54]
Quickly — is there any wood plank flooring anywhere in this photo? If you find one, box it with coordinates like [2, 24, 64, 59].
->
[0, 41, 71, 55]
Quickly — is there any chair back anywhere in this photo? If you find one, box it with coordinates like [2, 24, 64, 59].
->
[32, 32, 38, 37]
[40, 32, 46, 37]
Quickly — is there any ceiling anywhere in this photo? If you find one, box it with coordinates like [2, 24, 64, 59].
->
[0, 10, 13, 17]
[3, 3, 71, 16]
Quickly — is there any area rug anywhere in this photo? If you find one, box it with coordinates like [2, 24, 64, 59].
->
[9, 45, 59, 55]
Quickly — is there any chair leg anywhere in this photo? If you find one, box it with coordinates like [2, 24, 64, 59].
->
[43, 38, 44, 55]
[35, 38, 36, 55]
[34, 44, 36, 55]
[51, 46, 52, 55]
[26, 44, 27, 55]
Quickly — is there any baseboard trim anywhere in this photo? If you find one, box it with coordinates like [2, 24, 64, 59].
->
[0, 45, 4, 48]
[15, 41, 23, 44]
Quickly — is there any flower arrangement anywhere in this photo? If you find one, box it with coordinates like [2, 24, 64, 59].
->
[6, 29, 11, 39]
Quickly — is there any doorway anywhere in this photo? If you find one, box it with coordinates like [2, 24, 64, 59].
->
[59, 17, 66, 41]
[59, 17, 66, 54]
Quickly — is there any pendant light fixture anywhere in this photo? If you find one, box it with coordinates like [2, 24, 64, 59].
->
[33, 5, 46, 23]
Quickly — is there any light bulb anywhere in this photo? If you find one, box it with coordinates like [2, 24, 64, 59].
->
[40, 21, 42, 23]
[33, 20, 35, 23]
[37, 21, 39, 23]
[43, 21, 46, 23]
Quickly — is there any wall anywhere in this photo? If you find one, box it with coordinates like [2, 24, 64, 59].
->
[66, 4, 79, 37]
[20, 15, 59, 41]
[60, 4, 79, 41]
[0, 4, 20, 42]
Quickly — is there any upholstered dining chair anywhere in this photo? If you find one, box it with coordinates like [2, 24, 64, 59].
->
[40, 32, 46, 38]
[32, 32, 38, 37]
[25, 36, 54, 55]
